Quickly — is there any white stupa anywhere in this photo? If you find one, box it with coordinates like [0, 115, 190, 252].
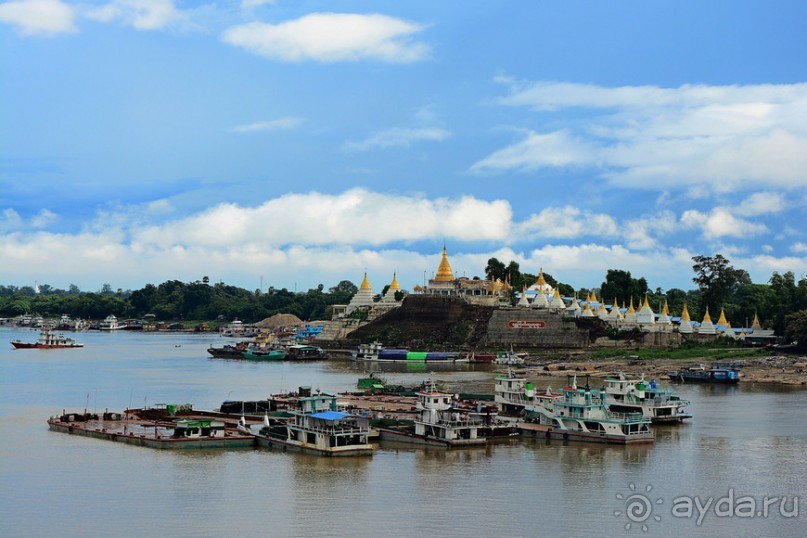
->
[381, 273, 403, 304]
[697, 307, 717, 335]
[678, 304, 693, 334]
[346, 272, 375, 313]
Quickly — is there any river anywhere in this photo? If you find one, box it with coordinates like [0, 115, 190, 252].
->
[0, 327, 804, 537]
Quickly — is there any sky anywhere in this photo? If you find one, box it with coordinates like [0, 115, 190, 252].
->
[1, 1, 806, 295]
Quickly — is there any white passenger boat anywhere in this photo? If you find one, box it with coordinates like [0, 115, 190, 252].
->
[603, 373, 692, 423]
[524, 377, 654, 445]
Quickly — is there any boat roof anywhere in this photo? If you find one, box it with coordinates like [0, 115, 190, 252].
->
[309, 410, 351, 421]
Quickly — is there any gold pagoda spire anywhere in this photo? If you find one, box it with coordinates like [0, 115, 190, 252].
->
[433, 245, 454, 282]
[359, 272, 372, 290]
[702, 306, 712, 323]
[662, 300, 669, 316]
[628, 297, 635, 314]
[536, 271, 547, 287]
[389, 272, 400, 290]
[752, 312, 761, 330]
[590, 290, 598, 303]
[717, 307, 728, 326]
[681, 303, 691, 323]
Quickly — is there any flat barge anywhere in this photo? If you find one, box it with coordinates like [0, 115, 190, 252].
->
[47, 411, 255, 449]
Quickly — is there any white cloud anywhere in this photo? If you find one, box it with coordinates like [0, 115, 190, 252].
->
[680, 207, 768, 240]
[32, 209, 57, 228]
[0, 0, 75, 36]
[792, 243, 807, 254]
[87, 0, 180, 31]
[516, 206, 618, 240]
[232, 117, 304, 133]
[477, 81, 807, 192]
[470, 129, 598, 173]
[734, 191, 787, 217]
[131, 189, 513, 249]
[0, 209, 23, 232]
[345, 127, 450, 151]
[221, 12, 429, 63]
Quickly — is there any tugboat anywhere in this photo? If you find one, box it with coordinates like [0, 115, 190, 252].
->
[603, 373, 692, 423]
[11, 330, 84, 349]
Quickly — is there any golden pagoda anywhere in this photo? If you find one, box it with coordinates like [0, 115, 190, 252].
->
[679, 303, 693, 334]
[681, 303, 691, 323]
[359, 272, 372, 290]
[388, 272, 400, 291]
[717, 307, 728, 326]
[433, 245, 454, 282]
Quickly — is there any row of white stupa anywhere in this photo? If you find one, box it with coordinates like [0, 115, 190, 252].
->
[345, 270, 757, 338]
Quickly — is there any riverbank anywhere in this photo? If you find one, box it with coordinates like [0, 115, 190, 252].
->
[512, 354, 807, 386]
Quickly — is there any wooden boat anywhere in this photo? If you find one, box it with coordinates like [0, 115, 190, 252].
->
[207, 342, 249, 359]
[11, 330, 84, 349]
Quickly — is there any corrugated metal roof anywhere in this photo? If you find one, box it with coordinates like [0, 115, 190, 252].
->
[309, 410, 350, 421]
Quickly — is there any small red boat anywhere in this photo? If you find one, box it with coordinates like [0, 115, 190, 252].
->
[11, 330, 84, 349]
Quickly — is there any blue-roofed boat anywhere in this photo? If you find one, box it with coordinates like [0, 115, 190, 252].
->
[252, 386, 373, 456]
[669, 362, 741, 384]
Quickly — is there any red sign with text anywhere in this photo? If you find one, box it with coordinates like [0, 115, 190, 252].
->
[507, 320, 546, 329]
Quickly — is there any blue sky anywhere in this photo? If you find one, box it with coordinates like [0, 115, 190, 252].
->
[2, 1, 806, 294]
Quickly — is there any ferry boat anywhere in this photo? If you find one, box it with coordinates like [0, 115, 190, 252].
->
[11, 330, 84, 349]
[602, 373, 692, 423]
[353, 341, 467, 362]
[98, 314, 120, 331]
[47, 410, 255, 449]
[669, 362, 740, 384]
[374, 381, 487, 447]
[252, 386, 373, 456]
[494, 370, 562, 419]
[242, 345, 287, 361]
[524, 377, 654, 444]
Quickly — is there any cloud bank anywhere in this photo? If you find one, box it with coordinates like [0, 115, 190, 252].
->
[473, 81, 807, 193]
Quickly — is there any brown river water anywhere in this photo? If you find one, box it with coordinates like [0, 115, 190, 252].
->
[1, 327, 804, 537]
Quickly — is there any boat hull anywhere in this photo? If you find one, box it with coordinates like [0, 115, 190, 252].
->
[376, 427, 487, 447]
[47, 420, 255, 449]
[11, 342, 83, 349]
[518, 423, 654, 445]
[254, 433, 373, 456]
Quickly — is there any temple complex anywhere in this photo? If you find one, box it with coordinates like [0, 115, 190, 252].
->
[329, 245, 775, 346]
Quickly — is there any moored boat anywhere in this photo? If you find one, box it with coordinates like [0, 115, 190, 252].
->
[47, 410, 255, 449]
[374, 381, 487, 447]
[603, 373, 692, 423]
[669, 362, 741, 384]
[523, 377, 654, 444]
[98, 314, 120, 331]
[353, 341, 466, 362]
[207, 342, 250, 359]
[11, 330, 84, 349]
[252, 386, 373, 457]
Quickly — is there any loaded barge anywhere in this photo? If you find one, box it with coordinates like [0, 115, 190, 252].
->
[47, 409, 255, 449]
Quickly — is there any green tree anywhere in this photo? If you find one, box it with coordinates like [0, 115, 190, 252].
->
[692, 254, 749, 319]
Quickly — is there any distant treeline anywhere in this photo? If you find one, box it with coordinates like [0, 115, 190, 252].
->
[0, 279, 360, 323]
[1, 255, 806, 344]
